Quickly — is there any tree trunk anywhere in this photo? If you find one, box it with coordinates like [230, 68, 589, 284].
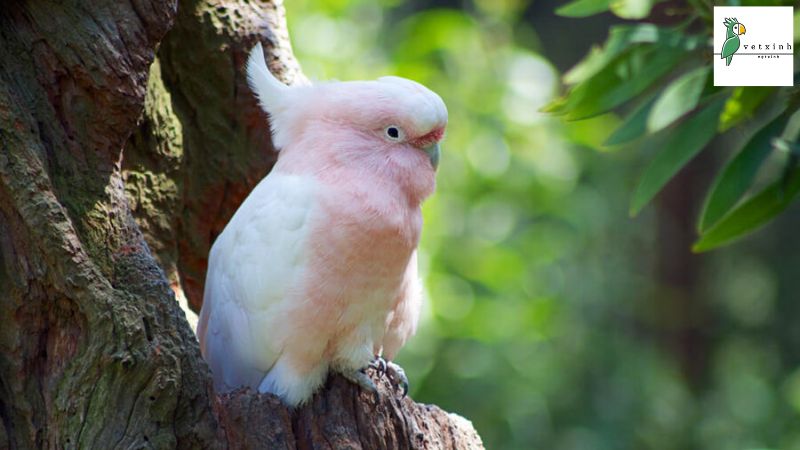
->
[0, 1, 484, 449]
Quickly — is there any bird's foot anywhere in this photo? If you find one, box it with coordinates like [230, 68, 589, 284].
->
[368, 356, 387, 376]
[385, 361, 409, 397]
[369, 356, 408, 397]
[341, 368, 379, 396]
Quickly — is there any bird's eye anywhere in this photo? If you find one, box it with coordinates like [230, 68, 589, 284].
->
[385, 126, 402, 141]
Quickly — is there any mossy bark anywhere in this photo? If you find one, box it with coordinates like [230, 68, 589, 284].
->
[124, 0, 307, 319]
[0, 1, 483, 449]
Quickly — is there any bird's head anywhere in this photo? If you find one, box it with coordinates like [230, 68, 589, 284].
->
[246, 43, 447, 202]
[724, 18, 746, 36]
[317, 76, 447, 171]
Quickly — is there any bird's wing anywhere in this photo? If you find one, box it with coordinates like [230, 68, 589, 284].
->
[721, 36, 740, 59]
[198, 172, 318, 391]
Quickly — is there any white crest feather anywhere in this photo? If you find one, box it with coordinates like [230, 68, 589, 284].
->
[246, 42, 290, 116]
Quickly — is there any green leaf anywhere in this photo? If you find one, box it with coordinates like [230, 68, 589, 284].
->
[563, 45, 687, 120]
[698, 114, 789, 232]
[604, 93, 658, 146]
[795, 8, 800, 42]
[630, 94, 728, 216]
[540, 96, 570, 114]
[610, 0, 659, 19]
[556, 0, 611, 17]
[646, 66, 709, 133]
[718, 87, 775, 132]
[693, 166, 800, 252]
[564, 113, 622, 150]
[564, 25, 701, 85]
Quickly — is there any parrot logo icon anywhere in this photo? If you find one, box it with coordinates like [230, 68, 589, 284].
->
[721, 17, 746, 66]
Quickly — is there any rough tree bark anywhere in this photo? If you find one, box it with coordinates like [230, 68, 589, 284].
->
[0, 1, 484, 449]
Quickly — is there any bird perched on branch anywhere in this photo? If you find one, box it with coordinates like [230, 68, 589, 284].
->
[197, 42, 447, 407]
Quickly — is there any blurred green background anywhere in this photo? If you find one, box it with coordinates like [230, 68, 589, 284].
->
[285, 1, 800, 449]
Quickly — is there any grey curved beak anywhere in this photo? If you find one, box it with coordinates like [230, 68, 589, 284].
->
[424, 142, 440, 170]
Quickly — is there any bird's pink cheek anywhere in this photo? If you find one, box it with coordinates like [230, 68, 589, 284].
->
[396, 146, 429, 166]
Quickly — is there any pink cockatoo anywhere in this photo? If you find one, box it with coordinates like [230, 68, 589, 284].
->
[196, 42, 447, 407]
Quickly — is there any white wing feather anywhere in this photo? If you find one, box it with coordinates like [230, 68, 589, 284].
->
[198, 172, 317, 392]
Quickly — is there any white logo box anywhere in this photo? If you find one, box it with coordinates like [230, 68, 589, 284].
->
[713, 6, 794, 87]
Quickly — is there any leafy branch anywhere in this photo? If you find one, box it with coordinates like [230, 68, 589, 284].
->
[546, 0, 799, 251]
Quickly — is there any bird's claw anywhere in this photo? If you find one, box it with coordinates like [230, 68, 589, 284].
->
[367, 356, 409, 397]
[385, 361, 409, 397]
[368, 356, 387, 376]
